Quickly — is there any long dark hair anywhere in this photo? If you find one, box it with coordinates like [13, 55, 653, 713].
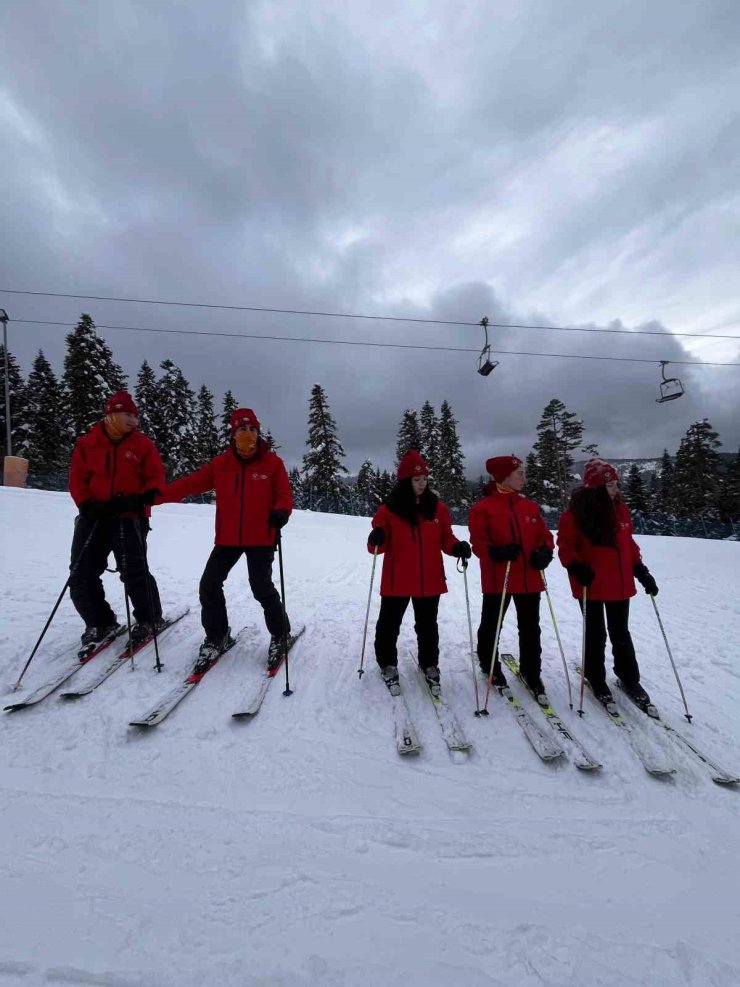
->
[385, 478, 438, 523]
[569, 486, 619, 547]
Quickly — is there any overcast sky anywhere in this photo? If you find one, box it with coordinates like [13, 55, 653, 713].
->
[2, 0, 739, 474]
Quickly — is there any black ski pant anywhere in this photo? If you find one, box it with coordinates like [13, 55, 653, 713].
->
[69, 515, 162, 629]
[477, 592, 542, 681]
[578, 598, 640, 692]
[374, 595, 440, 671]
[199, 545, 288, 643]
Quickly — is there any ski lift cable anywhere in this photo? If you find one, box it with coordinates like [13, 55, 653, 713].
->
[9, 317, 740, 367]
[1, 287, 739, 342]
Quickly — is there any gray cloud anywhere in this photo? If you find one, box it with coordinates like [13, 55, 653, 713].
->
[1, 0, 738, 475]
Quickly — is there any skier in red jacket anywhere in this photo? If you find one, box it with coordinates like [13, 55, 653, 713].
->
[468, 455, 554, 698]
[157, 408, 293, 667]
[68, 390, 166, 649]
[557, 458, 658, 707]
[367, 450, 470, 696]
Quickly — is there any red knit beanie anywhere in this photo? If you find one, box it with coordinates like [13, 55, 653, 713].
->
[583, 458, 619, 488]
[230, 408, 260, 435]
[104, 391, 138, 416]
[397, 449, 429, 480]
[485, 455, 522, 484]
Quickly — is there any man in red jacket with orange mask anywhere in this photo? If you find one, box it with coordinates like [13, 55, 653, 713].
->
[68, 390, 166, 650]
[157, 407, 293, 668]
[468, 455, 554, 699]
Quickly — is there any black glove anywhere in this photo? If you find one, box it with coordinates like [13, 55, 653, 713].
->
[488, 542, 521, 563]
[634, 563, 658, 596]
[140, 488, 158, 506]
[109, 493, 147, 515]
[79, 500, 110, 522]
[368, 527, 385, 548]
[268, 509, 289, 529]
[568, 561, 595, 587]
[451, 540, 471, 560]
[529, 545, 553, 570]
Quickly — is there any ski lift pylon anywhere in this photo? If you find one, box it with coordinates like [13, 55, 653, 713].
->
[477, 316, 499, 377]
[656, 361, 684, 403]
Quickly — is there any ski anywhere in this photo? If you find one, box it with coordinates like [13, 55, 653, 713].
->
[501, 655, 601, 771]
[392, 690, 422, 756]
[413, 660, 472, 754]
[482, 672, 565, 761]
[231, 625, 306, 718]
[574, 666, 674, 777]
[129, 626, 248, 728]
[59, 610, 190, 699]
[616, 682, 739, 786]
[4, 625, 127, 712]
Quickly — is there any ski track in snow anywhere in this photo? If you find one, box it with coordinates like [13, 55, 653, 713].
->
[1, 488, 739, 986]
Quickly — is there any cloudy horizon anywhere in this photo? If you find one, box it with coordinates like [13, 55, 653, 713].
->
[2, 0, 738, 474]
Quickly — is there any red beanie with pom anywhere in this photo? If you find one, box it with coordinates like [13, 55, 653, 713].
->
[104, 391, 138, 417]
[485, 455, 522, 484]
[397, 449, 429, 480]
[230, 408, 260, 435]
[583, 458, 619, 488]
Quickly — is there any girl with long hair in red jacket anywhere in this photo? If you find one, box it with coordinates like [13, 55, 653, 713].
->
[367, 450, 470, 696]
[557, 458, 659, 707]
[468, 455, 554, 699]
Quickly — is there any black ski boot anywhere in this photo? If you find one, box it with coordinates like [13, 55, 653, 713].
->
[620, 680, 657, 717]
[524, 673, 549, 707]
[424, 664, 441, 699]
[593, 684, 617, 712]
[381, 664, 401, 696]
[79, 620, 120, 659]
[130, 617, 167, 646]
[267, 635, 287, 671]
[194, 631, 233, 675]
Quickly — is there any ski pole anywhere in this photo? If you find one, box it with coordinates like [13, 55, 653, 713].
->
[542, 573, 573, 709]
[118, 519, 135, 669]
[460, 558, 482, 715]
[358, 546, 379, 678]
[650, 594, 692, 722]
[12, 518, 99, 691]
[276, 529, 292, 697]
[133, 515, 162, 672]
[481, 561, 511, 714]
[578, 586, 588, 716]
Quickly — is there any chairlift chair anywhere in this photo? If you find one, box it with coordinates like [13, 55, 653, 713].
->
[477, 317, 499, 377]
[656, 361, 684, 403]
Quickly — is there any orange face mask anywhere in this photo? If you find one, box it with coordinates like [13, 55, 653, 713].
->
[235, 429, 258, 457]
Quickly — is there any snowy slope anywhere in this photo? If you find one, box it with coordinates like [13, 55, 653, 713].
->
[1, 487, 739, 987]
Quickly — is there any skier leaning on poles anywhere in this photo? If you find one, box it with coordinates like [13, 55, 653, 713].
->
[468, 455, 554, 698]
[154, 408, 293, 668]
[68, 390, 166, 650]
[557, 458, 658, 708]
[367, 450, 471, 697]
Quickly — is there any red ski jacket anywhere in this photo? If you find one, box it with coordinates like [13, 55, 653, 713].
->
[557, 500, 642, 601]
[468, 488, 554, 595]
[369, 502, 459, 597]
[69, 422, 165, 518]
[158, 441, 293, 547]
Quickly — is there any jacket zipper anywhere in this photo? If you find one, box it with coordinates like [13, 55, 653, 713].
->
[417, 522, 425, 597]
[509, 501, 529, 593]
[238, 460, 247, 544]
[109, 446, 118, 500]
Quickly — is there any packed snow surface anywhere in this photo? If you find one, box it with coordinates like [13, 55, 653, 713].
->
[1, 487, 739, 986]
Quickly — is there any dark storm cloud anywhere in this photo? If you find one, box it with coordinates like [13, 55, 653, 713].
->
[1, 0, 738, 474]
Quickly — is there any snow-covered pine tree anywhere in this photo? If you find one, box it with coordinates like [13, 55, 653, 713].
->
[134, 360, 158, 437]
[624, 463, 648, 514]
[154, 359, 199, 479]
[718, 448, 740, 522]
[532, 398, 583, 509]
[24, 350, 71, 476]
[220, 390, 239, 447]
[435, 400, 467, 506]
[194, 385, 220, 465]
[374, 468, 394, 504]
[62, 314, 127, 438]
[672, 419, 723, 518]
[655, 449, 674, 514]
[0, 344, 29, 459]
[395, 409, 423, 468]
[262, 428, 280, 451]
[524, 451, 544, 502]
[302, 383, 348, 501]
[418, 401, 439, 477]
[356, 459, 374, 504]
[288, 466, 305, 509]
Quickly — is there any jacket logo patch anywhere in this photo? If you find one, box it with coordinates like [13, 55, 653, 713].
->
[252, 473, 269, 480]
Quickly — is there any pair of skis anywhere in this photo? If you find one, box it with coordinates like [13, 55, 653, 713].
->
[129, 625, 306, 728]
[381, 660, 473, 757]
[4, 611, 188, 712]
